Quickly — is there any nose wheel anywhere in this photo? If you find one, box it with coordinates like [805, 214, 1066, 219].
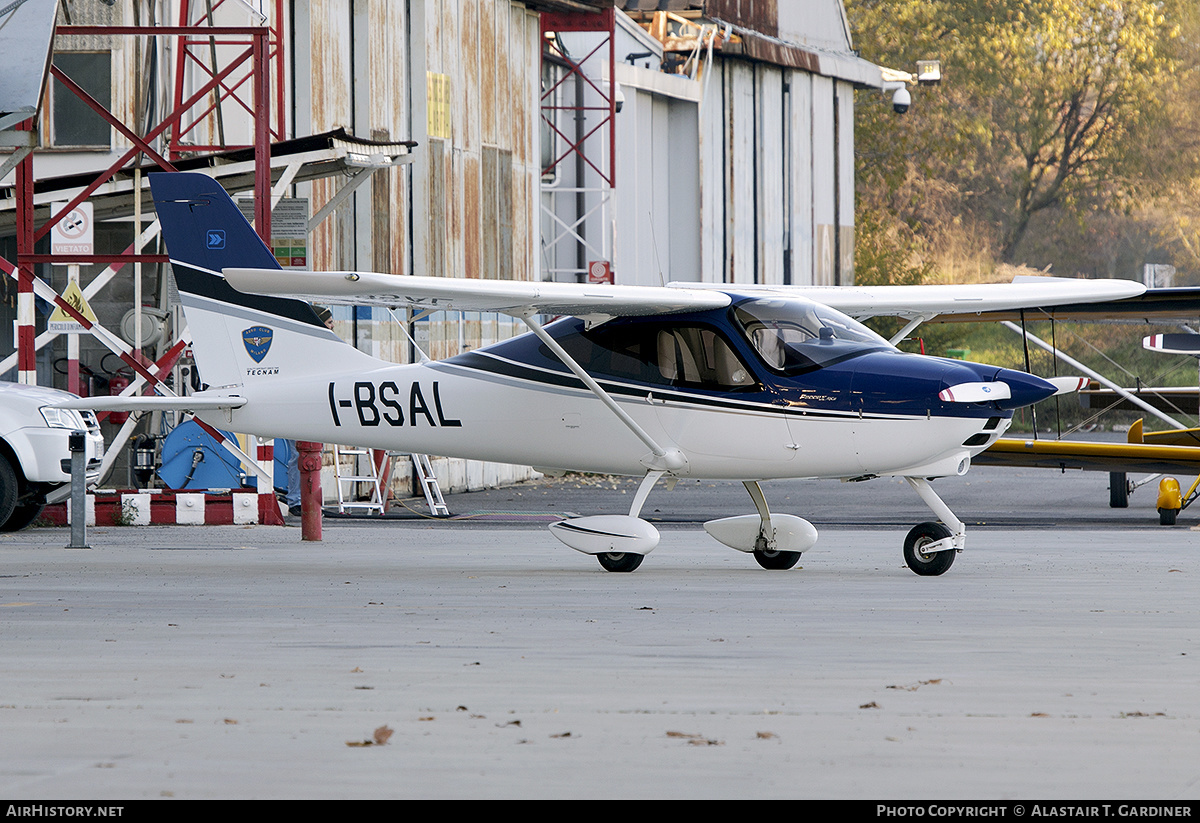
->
[903, 521, 956, 576]
[903, 477, 965, 576]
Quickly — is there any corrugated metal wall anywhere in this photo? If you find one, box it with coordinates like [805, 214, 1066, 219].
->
[413, 0, 539, 362]
[696, 58, 856, 287]
[292, 0, 544, 491]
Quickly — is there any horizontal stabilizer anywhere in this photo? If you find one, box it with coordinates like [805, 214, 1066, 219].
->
[53, 395, 247, 413]
[1144, 334, 1200, 355]
[938, 382, 1012, 403]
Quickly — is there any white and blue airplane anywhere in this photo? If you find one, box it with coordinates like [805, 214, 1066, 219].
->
[63, 172, 1146, 574]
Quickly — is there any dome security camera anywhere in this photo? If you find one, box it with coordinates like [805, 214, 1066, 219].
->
[892, 86, 911, 114]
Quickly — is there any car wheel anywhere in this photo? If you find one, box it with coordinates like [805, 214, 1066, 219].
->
[0, 501, 44, 532]
[0, 457, 18, 530]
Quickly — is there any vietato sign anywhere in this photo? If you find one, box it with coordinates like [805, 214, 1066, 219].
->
[50, 201, 94, 257]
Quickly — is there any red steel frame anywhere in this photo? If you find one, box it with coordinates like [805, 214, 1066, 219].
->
[540, 8, 617, 189]
[171, 0, 285, 163]
[5, 22, 277, 384]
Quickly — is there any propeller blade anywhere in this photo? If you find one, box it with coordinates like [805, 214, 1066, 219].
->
[1144, 334, 1200, 355]
[938, 381, 1012, 403]
[1045, 376, 1089, 396]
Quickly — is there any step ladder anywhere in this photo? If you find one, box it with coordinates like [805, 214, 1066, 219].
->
[412, 453, 450, 517]
[330, 445, 384, 515]
[330, 447, 449, 518]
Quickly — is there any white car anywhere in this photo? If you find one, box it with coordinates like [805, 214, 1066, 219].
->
[0, 382, 105, 531]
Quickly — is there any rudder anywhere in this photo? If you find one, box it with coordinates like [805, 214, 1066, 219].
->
[150, 172, 355, 389]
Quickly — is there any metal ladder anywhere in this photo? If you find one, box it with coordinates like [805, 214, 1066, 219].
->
[330, 447, 449, 518]
[412, 453, 450, 517]
[331, 445, 385, 514]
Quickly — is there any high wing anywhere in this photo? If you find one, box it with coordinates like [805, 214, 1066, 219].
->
[222, 267, 730, 322]
[666, 275, 1146, 321]
[926, 285, 1200, 324]
[222, 270, 1144, 324]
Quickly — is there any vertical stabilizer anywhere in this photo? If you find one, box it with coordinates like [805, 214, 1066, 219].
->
[149, 172, 374, 389]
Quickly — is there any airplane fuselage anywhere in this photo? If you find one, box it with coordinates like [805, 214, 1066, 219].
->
[204, 311, 1023, 482]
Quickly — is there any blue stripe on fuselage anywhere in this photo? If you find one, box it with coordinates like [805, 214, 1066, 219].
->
[443, 312, 1021, 422]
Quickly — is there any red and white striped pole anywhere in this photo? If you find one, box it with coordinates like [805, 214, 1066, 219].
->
[15, 120, 36, 385]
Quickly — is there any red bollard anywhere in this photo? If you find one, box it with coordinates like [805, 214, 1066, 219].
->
[297, 440, 323, 541]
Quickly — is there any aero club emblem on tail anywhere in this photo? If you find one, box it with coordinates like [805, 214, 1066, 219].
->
[242, 326, 273, 362]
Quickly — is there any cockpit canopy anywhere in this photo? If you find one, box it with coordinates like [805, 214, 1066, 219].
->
[733, 297, 893, 374]
[466, 295, 896, 391]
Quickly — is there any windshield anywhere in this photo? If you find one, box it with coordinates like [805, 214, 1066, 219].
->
[733, 297, 892, 374]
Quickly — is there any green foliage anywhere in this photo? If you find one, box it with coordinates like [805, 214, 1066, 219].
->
[854, 208, 935, 286]
[848, 0, 1195, 265]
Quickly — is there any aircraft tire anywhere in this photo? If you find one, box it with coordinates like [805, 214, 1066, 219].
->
[753, 549, 801, 570]
[903, 522, 956, 576]
[597, 552, 643, 573]
[0, 457, 18, 532]
[1109, 473, 1129, 508]
[1158, 507, 1178, 526]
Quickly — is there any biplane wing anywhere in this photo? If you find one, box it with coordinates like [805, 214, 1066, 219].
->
[975, 437, 1200, 475]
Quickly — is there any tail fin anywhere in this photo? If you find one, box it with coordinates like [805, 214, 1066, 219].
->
[150, 172, 369, 389]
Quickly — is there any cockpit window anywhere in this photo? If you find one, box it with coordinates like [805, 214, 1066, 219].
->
[547, 322, 758, 391]
[733, 297, 891, 374]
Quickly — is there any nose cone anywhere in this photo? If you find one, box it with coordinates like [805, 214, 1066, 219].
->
[989, 367, 1059, 410]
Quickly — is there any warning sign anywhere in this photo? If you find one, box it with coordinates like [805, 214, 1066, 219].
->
[587, 260, 613, 284]
[50, 202, 94, 259]
[48, 280, 98, 334]
[237, 197, 310, 270]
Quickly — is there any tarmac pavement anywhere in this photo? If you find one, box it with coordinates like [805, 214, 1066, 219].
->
[1, 468, 1198, 800]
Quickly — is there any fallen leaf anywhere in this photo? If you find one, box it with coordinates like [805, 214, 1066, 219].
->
[886, 679, 943, 691]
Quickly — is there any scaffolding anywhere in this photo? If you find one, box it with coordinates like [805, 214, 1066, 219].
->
[539, 8, 617, 284]
[0, 5, 411, 506]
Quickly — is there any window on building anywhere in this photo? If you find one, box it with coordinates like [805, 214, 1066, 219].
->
[51, 52, 112, 149]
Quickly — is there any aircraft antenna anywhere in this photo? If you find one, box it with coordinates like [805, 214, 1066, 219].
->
[648, 211, 666, 287]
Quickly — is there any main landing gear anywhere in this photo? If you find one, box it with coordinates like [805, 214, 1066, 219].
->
[548, 470, 665, 573]
[553, 473, 965, 576]
[596, 551, 644, 573]
[703, 480, 818, 570]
